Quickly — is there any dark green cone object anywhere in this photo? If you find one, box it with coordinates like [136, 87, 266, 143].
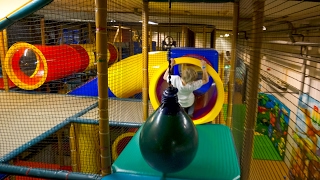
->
[139, 86, 199, 173]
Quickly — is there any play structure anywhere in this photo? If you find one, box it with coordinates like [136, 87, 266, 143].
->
[4, 0, 320, 179]
[0, 37, 238, 179]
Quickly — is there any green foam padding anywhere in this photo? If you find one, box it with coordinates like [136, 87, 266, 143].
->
[253, 135, 282, 161]
[112, 124, 240, 180]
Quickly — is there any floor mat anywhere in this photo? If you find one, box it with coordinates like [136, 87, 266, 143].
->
[253, 135, 282, 161]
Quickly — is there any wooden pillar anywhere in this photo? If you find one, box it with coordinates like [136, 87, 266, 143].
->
[0, 30, 9, 91]
[118, 25, 122, 61]
[95, 0, 111, 176]
[142, 0, 149, 121]
[241, 0, 265, 179]
[40, 18, 46, 45]
[88, 22, 92, 44]
[203, 26, 207, 48]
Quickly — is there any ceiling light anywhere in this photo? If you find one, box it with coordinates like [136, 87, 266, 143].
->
[220, 35, 223, 38]
[263, 26, 266, 31]
[139, 21, 158, 25]
[224, 34, 229, 37]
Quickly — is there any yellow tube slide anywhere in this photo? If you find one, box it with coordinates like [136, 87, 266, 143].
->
[108, 51, 167, 98]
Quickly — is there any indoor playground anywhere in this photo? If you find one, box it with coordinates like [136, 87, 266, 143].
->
[0, 0, 320, 180]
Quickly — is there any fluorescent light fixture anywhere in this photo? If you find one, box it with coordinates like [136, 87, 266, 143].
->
[112, 25, 131, 29]
[0, 0, 31, 20]
[224, 34, 229, 37]
[139, 21, 158, 25]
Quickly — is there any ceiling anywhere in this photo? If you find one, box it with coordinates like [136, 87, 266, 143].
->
[35, 0, 320, 32]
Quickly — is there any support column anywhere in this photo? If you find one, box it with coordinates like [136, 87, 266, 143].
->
[88, 22, 92, 44]
[227, 0, 239, 128]
[203, 26, 207, 48]
[95, 0, 111, 176]
[142, 0, 149, 121]
[0, 30, 9, 91]
[240, 0, 265, 179]
[40, 18, 46, 45]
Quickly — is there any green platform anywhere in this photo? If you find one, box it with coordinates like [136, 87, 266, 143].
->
[104, 124, 240, 180]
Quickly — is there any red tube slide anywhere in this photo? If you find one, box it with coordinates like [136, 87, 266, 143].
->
[4, 42, 117, 90]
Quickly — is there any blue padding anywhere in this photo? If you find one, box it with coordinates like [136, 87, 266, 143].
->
[170, 48, 219, 71]
[68, 78, 98, 96]
[102, 173, 187, 180]
[0, 173, 8, 179]
[68, 77, 116, 97]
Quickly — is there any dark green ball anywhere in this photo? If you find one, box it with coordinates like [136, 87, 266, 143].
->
[139, 105, 198, 173]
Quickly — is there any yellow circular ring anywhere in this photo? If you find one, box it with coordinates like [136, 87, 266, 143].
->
[112, 132, 136, 161]
[149, 57, 224, 125]
[4, 42, 48, 90]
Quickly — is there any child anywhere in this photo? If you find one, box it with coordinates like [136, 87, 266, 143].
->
[163, 59, 209, 117]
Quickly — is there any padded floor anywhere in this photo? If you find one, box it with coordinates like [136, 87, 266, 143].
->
[253, 135, 282, 161]
[102, 173, 187, 180]
[103, 124, 240, 180]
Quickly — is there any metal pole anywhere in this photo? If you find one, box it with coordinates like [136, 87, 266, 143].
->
[203, 26, 207, 48]
[226, 0, 239, 128]
[157, 26, 160, 50]
[57, 129, 64, 166]
[119, 24, 122, 61]
[40, 18, 46, 45]
[0, 30, 9, 91]
[69, 124, 79, 172]
[130, 27, 134, 55]
[88, 22, 92, 44]
[95, 0, 111, 176]
[300, 59, 307, 95]
[0, 164, 101, 180]
[240, 0, 265, 179]
[218, 53, 225, 125]
[142, 0, 149, 121]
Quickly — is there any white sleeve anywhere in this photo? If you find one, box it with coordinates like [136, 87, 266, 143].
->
[167, 75, 179, 87]
[191, 80, 203, 90]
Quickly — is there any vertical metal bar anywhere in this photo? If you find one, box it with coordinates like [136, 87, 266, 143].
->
[0, 30, 9, 91]
[119, 24, 122, 61]
[57, 129, 64, 166]
[203, 26, 207, 48]
[95, 0, 111, 176]
[241, 1, 265, 179]
[142, 0, 149, 121]
[69, 124, 79, 172]
[300, 59, 306, 95]
[130, 27, 134, 55]
[41, 18, 46, 45]
[226, 0, 239, 128]
[88, 22, 92, 44]
[217, 53, 225, 125]
[149, 26, 153, 51]
[181, 26, 187, 47]
[60, 25, 64, 45]
[157, 26, 160, 50]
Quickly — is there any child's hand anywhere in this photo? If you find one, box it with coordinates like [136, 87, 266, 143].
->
[201, 60, 207, 68]
[170, 58, 175, 66]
